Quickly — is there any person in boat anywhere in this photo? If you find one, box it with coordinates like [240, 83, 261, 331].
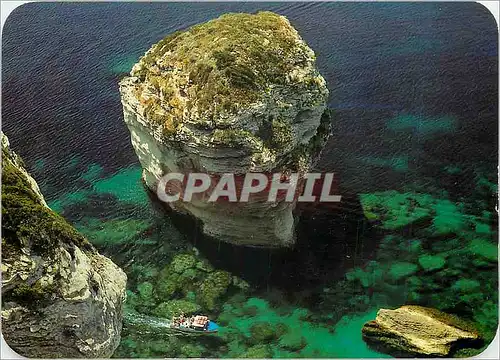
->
[170, 314, 215, 331]
[190, 315, 209, 330]
[179, 313, 187, 327]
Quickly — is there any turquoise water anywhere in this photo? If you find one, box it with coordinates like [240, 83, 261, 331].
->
[39, 162, 498, 358]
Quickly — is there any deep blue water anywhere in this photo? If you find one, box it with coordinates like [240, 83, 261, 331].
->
[2, 2, 498, 202]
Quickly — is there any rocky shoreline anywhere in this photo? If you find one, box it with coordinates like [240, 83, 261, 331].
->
[1, 133, 127, 358]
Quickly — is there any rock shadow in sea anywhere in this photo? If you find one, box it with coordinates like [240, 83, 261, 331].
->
[149, 190, 381, 293]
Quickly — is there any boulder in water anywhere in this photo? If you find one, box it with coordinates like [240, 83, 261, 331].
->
[362, 305, 482, 357]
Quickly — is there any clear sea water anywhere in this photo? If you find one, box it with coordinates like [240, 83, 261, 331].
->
[2, 2, 498, 358]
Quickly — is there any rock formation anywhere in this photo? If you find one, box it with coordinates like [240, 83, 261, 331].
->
[362, 305, 482, 357]
[1, 133, 127, 358]
[119, 11, 330, 247]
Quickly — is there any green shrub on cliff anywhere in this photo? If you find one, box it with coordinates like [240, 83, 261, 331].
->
[1, 134, 109, 316]
[133, 12, 313, 116]
[270, 118, 294, 150]
[211, 129, 261, 149]
[9, 281, 57, 306]
[128, 11, 325, 132]
[1, 141, 93, 258]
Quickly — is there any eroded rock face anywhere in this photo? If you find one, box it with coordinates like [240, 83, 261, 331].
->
[119, 11, 330, 247]
[362, 305, 482, 357]
[1, 133, 127, 358]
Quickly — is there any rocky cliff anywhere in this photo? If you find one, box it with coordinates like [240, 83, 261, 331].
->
[1, 133, 127, 358]
[119, 11, 330, 247]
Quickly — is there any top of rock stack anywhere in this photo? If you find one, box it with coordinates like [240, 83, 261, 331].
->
[121, 11, 328, 138]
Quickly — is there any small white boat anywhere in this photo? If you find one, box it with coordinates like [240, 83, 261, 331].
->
[170, 315, 219, 334]
[124, 312, 219, 335]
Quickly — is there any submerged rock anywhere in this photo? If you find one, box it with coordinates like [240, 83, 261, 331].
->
[119, 11, 330, 247]
[359, 191, 434, 230]
[1, 133, 127, 358]
[243, 344, 273, 358]
[359, 191, 475, 237]
[362, 305, 481, 357]
[153, 253, 234, 312]
[418, 254, 446, 271]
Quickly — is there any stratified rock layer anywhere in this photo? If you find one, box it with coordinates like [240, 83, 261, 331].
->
[1, 133, 127, 358]
[119, 11, 330, 247]
[362, 305, 481, 357]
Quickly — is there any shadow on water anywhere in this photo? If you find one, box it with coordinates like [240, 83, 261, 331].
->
[151, 190, 382, 294]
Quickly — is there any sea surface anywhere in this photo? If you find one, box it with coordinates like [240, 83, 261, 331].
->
[2, 2, 498, 358]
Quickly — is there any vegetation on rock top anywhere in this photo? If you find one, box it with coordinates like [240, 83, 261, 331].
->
[127, 11, 324, 126]
[1, 134, 97, 309]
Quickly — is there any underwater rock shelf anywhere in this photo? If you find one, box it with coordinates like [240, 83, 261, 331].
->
[119, 11, 330, 247]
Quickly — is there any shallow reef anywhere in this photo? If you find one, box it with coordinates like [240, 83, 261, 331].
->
[42, 160, 498, 358]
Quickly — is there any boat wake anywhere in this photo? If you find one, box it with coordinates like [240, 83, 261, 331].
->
[124, 312, 218, 337]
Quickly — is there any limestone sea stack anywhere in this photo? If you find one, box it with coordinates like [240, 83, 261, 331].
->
[1, 133, 127, 358]
[119, 11, 330, 247]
